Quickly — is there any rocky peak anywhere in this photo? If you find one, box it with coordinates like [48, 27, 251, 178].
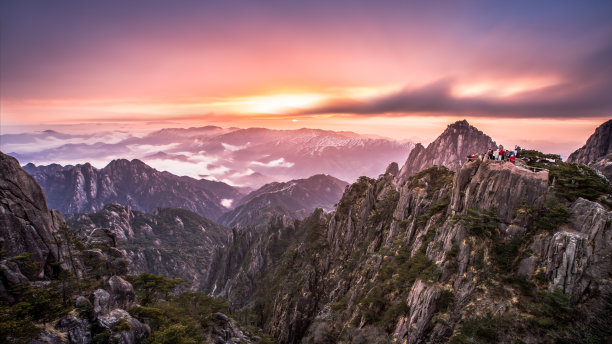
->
[397, 120, 497, 184]
[105, 158, 148, 173]
[568, 119, 612, 165]
[567, 119, 612, 180]
[385, 162, 399, 176]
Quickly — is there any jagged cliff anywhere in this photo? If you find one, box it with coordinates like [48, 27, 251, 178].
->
[1, 152, 67, 300]
[66, 203, 229, 290]
[568, 119, 612, 180]
[213, 155, 611, 343]
[397, 120, 497, 184]
[23, 159, 243, 220]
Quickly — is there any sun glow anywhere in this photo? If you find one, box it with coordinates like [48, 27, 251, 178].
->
[452, 77, 561, 98]
[244, 93, 325, 114]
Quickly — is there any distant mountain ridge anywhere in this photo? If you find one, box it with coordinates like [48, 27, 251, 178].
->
[23, 159, 243, 220]
[218, 174, 348, 229]
[3, 126, 414, 188]
[397, 119, 497, 184]
[568, 119, 612, 180]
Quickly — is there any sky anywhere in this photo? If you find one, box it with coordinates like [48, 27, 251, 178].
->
[1, 0, 611, 157]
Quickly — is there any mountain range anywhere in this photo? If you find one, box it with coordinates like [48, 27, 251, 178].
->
[23, 159, 243, 221]
[4, 126, 414, 189]
[1, 119, 611, 343]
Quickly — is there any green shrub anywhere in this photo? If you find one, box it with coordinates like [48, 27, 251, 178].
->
[503, 275, 536, 296]
[445, 244, 460, 273]
[0, 304, 40, 343]
[548, 163, 610, 202]
[520, 150, 561, 164]
[491, 237, 522, 272]
[528, 289, 572, 329]
[126, 273, 185, 305]
[130, 306, 164, 321]
[145, 324, 199, 344]
[369, 190, 399, 225]
[437, 290, 455, 313]
[533, 197, 570, 232]
[449, 315, 501, 343]
[330, 297, 349, 312]
[92, 330, 111, 344]
[417, 196, 450, 229]
[453, 208, 500, 237]
[360, 286, 388, 324]
[336, 176, 372, 216]
[522, 150, 610, 202]
[378, 301, 409, 332]
[534, 270, 547, 283]
[113, 318, 132, 332]
[407, 166, 454, 197]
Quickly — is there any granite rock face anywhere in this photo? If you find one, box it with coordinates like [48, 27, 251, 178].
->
[518, 198, 612, 301]
[0, 152, 68, 296]
[568, 119, 612, 180]
[384, 162, 399, 177]
[450, 160, 550, 224]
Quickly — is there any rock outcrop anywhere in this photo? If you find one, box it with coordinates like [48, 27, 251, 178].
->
[450, 160, 550, 223]
[0, 152, 67, 297]
[23, 159, 244, 220]
[397, 120, 497, 184]
[568, 119, 612, 180]
[518, 197, 612, 301]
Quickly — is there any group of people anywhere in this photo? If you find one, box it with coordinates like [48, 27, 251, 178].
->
[466, 145, 521, 164]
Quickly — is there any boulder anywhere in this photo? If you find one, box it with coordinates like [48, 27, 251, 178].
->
[58, 314, 92, 344]
[105, 276, 135, 310]
[97, 309, 150, 344]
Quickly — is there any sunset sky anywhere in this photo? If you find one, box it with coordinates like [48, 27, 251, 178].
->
[1, 0, 611, 157]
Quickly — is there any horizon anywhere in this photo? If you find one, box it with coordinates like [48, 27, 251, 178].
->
[1, 118, 605, 190]
[1, 1, 611, 164]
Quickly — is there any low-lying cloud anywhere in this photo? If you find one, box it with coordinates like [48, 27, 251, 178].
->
[2, 126, 412, 189]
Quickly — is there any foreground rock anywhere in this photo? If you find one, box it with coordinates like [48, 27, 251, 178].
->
[212, 156, 612, 343]
[0, 152, 67, 300]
